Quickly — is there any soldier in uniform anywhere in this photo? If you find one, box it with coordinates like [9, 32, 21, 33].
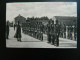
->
[68, 26, 70, 39]
[37, 22, 40, 39]
[54, 20, 60, 46]
[40, 22, 44, 41]
[36, 22, 39, 39]
[70, 25, 73, 40]
[51, 21, 55, 45]
[6, 21, 10, 39]
[34, 22, 37, 38]
[33, 22, 35, 38]
[28, 22, 31, 36]
[74, 25, 77, 40]
[47, 21, 51, 43]
[16, 21, 22, 42]
[38, 22, 41, 40]
[14, 24, 16, 31]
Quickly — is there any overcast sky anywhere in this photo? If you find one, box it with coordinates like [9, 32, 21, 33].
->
[6, 2, 77, 22]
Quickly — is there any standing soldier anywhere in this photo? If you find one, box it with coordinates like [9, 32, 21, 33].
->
[37, 22, 40, 39]
[74, 25, 77, 40]
[14, 24, 16, 31]
[36, 22, 38, 39]
[6, 21, 10, 39]
[47, 21, 51, 43]
[51, 21, 55, 45]
[29, 22, 31, 36]
[70, 25, 73, 40]
[16, 21, 22, 42]
[40, 22, 44, 41]
[35, 22, 37, 38]
[54, 20, 60, 46]
[38, 22, 41, 40]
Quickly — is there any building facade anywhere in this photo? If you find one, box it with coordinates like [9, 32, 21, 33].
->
[14, 14, 26, 26]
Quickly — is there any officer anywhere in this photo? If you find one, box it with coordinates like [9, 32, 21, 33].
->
[47, 20, 51, 43]
[54, 20, 60, 46]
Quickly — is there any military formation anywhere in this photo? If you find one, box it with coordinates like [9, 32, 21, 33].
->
[22, 21, 44, 41]
[22, 20, 61, 46]
[46, 20, 61, 46]
[67, 25, 77, 40]
[6, 18, 77, 47]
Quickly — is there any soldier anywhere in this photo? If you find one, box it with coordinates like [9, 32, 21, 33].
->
[36, 22, 39, 39]
[47, 21, 51, 43]
[28, 22, 31, 35]
[63, 23, 66, 38]
[14, 24, 16, 31]
[40, 22, 44, 41]
[51, 21, 55, 45]
[54, 20, 60, 46]
[68, 26, 70, 39]
[16, 21, 22, 42]
[38, 22, 41, 40]
[74, 25, 77, 40]
[30, 22, 32, 36]
[70, 25, 73, 40]
[37, 22, 40, 39]
[6, 21, 10, 39]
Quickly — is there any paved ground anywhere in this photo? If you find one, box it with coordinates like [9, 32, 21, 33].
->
[6, 27, 77, 48]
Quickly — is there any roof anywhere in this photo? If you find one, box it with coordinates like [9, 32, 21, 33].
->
[54, 16, 77, 26]
[54, 16, 77, 20]
[14, 14, 26, 19]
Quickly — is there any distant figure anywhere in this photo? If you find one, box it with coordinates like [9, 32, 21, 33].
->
[6, 21, 9, 39]
[14, 24, 16, 30]
[16, 21, 22, 42]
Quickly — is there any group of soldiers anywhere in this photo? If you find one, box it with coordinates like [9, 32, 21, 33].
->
[47, 20, 60, 46]
[67, 25, 77, 40]
[22, 20, 61, 46]
[22, 21, 44, 41]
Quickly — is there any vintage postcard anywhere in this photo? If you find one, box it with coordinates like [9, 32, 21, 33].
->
[6, 2, 77, 48]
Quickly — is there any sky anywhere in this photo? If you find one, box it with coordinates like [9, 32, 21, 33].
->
[6, 2, 77, 22]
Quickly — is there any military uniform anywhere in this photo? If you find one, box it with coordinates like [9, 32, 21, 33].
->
[6, 21, 9, 39]
[54, 20, 60, 46]
[47, 21, 51, 43]
[51, 21, 55, 45]
[74, 25, 77, 40]
[40, 22, 44, 41]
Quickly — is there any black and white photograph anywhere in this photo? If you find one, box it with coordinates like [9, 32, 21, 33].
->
[6, 2, 77, 48]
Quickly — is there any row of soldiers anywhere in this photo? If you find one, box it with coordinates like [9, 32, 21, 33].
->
[47, 20, 60, 46]
[22, 20, 60, 46]
[22, 21, 44, 41]
[67, 25, 77, 40]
